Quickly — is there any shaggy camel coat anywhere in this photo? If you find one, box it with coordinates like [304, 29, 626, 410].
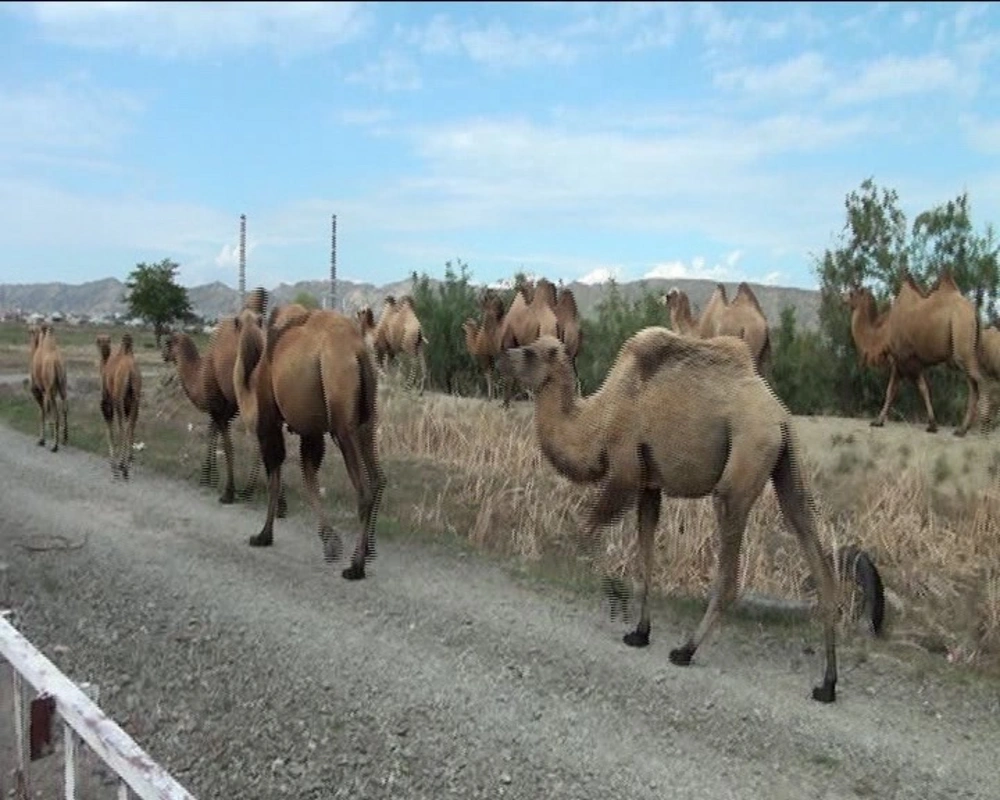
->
[496, 329, 840, 703]
[29, 324, 68, 451]
[248, 309, 386, 580]
[661, 283, 771, 375]
[845, 272, 983, 436]
[96, 333, 142, 478]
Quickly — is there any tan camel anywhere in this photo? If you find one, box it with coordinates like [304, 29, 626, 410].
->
[28, 323, 68, 452]
[364, 296, 429, 392]
[248, 308, 386, 580]
[496, 329, 840, 703]
[661, 283, 771, 374]
[96, 333, 142, 479]
[463, 293, 507, 401]
[978, 325, 1000, 428]
[844, 271, 983, 436]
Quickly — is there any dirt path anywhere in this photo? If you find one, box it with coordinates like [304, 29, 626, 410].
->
[0, 424, 998, 800]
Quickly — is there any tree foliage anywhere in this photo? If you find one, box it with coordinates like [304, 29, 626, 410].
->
[292, 290, 321, 310]
[123, 258, 193, 345]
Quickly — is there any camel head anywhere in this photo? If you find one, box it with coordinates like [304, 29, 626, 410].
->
[95, 334, 112, 363]
[534, 278, 557, 307]
[356, 306, 375, 334]
[842, 285, 873, 313]
[496, 335, 568, 390]
[27, 325, 40, 351]
[233, 307, 263, 335]
[161, 331, 181, 363]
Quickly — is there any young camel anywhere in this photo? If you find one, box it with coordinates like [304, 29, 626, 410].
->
[462, 293, 506, 401]
[496, 329, 840, 703]
[248, 308, 386, 580]
[384, 296, 430, 394]
[844, 272, 983, 436]
[28, 323, 68, 451]
[661, 283, 772, 375]
[96, 333, 142, 478]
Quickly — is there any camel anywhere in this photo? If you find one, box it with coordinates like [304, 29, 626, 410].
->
[96, 333, 142, 478]
[365, 296, 429, 393]
[843, 271, 983, 436]
[161, 291, 267, 503]
[247, 308, 386, 580]
[462, 293, 506, 401]
[28, 323, 68, 452]
[661, 283, 771, 375]
[496, 329, 840, 703]
[978, 325, 1000, 428]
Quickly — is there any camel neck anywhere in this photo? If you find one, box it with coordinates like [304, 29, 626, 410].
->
[851, 305, 888, 363]
[175, 337, 207, 410]
[534, 373, 608, 485]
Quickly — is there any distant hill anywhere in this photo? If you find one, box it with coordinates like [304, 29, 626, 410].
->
[0, 275, 823, 330]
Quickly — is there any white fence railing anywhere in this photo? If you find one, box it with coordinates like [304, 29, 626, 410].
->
[0, 611, 196, 799]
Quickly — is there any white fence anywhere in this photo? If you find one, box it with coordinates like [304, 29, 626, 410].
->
[0, 610, 196, 799]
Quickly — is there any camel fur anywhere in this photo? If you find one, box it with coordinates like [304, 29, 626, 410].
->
[843, 271, 983, 436]
[96, 333, 142, 479]
[554, 286, 583, 383]
[248, 308, 386, 580]
[495, 329, 840, 703]
[28, 323, 68, 452]
[661, 283, 771, 375]
[161, 290, 268, 503]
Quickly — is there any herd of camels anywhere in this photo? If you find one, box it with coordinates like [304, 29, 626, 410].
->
[22, 268, 999, 704]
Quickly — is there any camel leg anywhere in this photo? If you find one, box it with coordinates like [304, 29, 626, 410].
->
[300, 434, 342, 564]
[61, 389, 68, 446]
[249, 414, 285, 548]
[200, 422, 219, 488]
[623, 488, 662, 648]
[31, 386, 45, 447]
[955, 370, 981, 438]
[100, 393, 116, 472]
[485, 369, 494, 402]
[45, 390, 58, 452]
[770, 433, 838, 703]
[217, 421, 236, 504]
[419, 349, 428, 396]
[871, 364, 900, 428]
[335, 423, 386, 581]
[914, 373, 938, 433]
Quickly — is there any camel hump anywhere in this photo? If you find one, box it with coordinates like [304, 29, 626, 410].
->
[734, 282, 764, 313]
[713, 283, 728, 302]
[931, 271, 960, 293]
[120, 333, 134, 354]
[901, 271, 928, 297]
[237, 322, 264, 390]
[628, 326, 750, 382]
[244, 287, 269, 315]
[556, 289, 578, 318]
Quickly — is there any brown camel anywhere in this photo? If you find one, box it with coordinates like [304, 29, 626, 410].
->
[496, 330, 840, 703]
[96, 333, 142, 478]
[28, 323, 68, 452]
[162, 292, 270, 501]
[248, 308, 386, 580]
[365, 296, 429, 393]
[843, 271, 983, 436]
[463, 293, 507, 401]
[661, 283, 771, 374]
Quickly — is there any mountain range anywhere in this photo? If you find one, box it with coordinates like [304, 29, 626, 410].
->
[0, 275, 823, 330]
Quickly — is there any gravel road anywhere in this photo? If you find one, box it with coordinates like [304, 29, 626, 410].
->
[0, 423, 998, 800]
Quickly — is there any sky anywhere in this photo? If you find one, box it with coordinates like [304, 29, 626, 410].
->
[1, 1, 999, 292]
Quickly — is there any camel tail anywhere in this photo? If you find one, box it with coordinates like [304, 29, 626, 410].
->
[237, 326, 264, 391]
[355, 349, 379, 428]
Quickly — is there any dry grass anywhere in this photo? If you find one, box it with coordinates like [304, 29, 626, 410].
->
[1, 322, 999, 672]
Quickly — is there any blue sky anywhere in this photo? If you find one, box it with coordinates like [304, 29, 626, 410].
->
[1, 1, 999, 292]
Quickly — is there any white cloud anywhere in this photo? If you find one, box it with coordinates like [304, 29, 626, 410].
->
[714, 53, 833, 97]
[337, 108, 393, 126]
[577, 266, 622, 285]
[643, 253, 780, 286]
[346, 51, 422, 92]
[960, 114, 1000, 154]
[12, 1, 370, 58]
[460, 23, 579, 68]
[214, 239, 259, 270]
[829, 54, 963, 105]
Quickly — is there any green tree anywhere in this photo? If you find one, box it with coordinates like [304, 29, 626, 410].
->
[292, 290, 321, 310]
[769, 305, 835, 415]
[123, 258, 193, 346]
[409, 259, 483, 395]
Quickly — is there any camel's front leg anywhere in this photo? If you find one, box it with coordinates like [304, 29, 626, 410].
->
[955, 371, 981, 438]
[31, 386, 45, 447]
[913, 372, 938, 433]
[623, 488, 661, 648]
[200, 421, 219, 487]
[218, 422, 236, 504]
[871, 364, 900, 427]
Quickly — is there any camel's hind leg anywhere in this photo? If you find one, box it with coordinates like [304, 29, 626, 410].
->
[669, 441, 773, 668]
[31, 385, 45, 447]
[955, 368, 981, 438]
[623, 488, 661, 648]
[913, 373, 938, 433]
[300, 434, 342, 563]
[770, 429, 838, 703]
[249, 405, 286, 548]
[335, 424, 386, 580]
[100, 392, 117, 472]
[44, 390, 59, 452]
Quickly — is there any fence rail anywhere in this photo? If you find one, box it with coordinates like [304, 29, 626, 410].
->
[0, 611, 196, 799]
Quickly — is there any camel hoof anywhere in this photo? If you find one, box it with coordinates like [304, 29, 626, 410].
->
[342, 562, 366, 581]
[952, 428, 968, 438]
[120, 464, 130, 481]
[219, 489, 235, 505]
[36, 438, 45, 447]
[623, 628, 650, 648]
[248, 532, 273, 548]
[926, 423, 938, 433]
[811, 680, 837, 704]
[668, 643, 696, 666]
[869, 420, 884, 428]
[50, 444, 59, 453]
